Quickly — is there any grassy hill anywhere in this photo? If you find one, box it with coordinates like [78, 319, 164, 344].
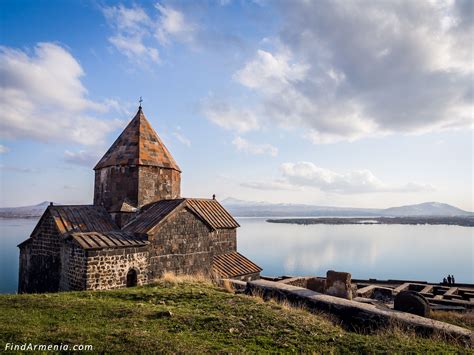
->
[0, 277, 469, 353]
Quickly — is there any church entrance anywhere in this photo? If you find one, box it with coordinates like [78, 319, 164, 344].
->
[126, 269, 138, 287]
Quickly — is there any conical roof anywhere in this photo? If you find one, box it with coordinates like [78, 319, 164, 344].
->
[94, 108, 181, 171]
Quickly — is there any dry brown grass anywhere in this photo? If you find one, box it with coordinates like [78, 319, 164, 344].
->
[372, 312, 474, 348]
[431, 310, 474, 331]
[160, 271, 210, 285]
[222, 279, 235, 293]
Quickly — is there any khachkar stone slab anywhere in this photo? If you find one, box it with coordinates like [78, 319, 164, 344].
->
[325, 270, 352, 300]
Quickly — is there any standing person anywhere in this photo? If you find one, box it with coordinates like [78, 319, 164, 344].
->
[447, 275, 452, 285]
[451, 275, 455, 285]
[443, 277, 447, 284]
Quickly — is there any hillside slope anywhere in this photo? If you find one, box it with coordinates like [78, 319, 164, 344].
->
[0, 279, 467, 352]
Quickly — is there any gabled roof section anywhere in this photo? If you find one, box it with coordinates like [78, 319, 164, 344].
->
[49, 205, 119, 235]
[68, 231, 148, 250]
[123, 198, 239, 234]
[94, 107, 181, 171]
[186, 199, 240, 229]
[212, 252, 262, 279]
[123, 199, 185, 234]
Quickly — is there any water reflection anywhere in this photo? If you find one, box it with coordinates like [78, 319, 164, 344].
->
[237, 218, 474, 283]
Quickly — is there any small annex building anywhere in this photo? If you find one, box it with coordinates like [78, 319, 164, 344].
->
[18, 106, 261, 293]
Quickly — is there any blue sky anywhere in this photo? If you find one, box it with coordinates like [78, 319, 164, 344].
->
[0, 0, 472, 210]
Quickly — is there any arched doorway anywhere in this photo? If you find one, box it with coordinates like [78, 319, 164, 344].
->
[126, 268, 138, 287]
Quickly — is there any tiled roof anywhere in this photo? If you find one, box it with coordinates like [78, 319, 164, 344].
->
[186, 199, 240, 229]
[69, 231, 149, 250]
[94, 108, 181, 171]
[212, 252, 262, 278]
[123, 199, 185, 234]
[123, 198, 239, 234]
[49, 205, 118, 235]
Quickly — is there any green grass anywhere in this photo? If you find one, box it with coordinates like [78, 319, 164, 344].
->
[0, 279, 469, 353]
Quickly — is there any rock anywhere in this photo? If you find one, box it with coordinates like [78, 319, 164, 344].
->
[153, 310, 173, 318]
[306, 277, 326, 293]
[394, 291, 430, 317]
[325, 270, 352, 300]
[372, 287, 394, 301]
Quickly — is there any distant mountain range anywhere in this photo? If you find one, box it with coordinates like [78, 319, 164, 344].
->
[0, 199, 471, 218]
[220, 198, 473, 217]
[0, 201, 53, 218]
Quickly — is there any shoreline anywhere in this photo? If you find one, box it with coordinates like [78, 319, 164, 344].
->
[266, 216, 474, 227]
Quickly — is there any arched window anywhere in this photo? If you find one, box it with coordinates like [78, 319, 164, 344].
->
[126, 268, 138, 287]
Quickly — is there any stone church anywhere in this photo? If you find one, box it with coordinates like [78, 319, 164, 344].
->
[18, 106, 261, 293]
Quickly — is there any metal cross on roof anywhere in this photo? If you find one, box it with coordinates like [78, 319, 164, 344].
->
[139, 96, 143, 108]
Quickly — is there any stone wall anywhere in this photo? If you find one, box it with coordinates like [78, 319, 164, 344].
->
[85, 246, 149, 290]
[94, 165, 139, 211]
[18, 211, 61, 293]
[59, 240, 87, 291]
[148, 207, 213, 279]
[94, 165, 181, 212]
[278, 276, 327, 293]
[210, 229, 236, 256]
[138, 166, 180, 206]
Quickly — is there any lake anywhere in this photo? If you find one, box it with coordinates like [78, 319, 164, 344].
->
[0, 217, 472, 293]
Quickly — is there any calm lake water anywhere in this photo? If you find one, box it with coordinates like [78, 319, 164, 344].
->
[0, 217, 472, 293]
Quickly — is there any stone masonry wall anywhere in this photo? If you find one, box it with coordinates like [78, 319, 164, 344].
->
[148, 208, 212, 280]
[85, 246, 149, 290]
[94, 165, 139, 211]
[209, 229, 237, 256]
[59, 240, 87, 291]
[138, 166, 180, 207]
[18, 211, 61, 293]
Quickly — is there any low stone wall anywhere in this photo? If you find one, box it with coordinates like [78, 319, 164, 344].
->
[278, 276, 326, 293]
[85, 246, 149, 290]
[246, 280, 473, 345]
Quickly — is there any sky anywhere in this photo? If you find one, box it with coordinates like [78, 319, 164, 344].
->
[0, 0, 472, 210]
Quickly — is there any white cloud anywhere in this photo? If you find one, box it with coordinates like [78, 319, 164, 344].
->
[241, 161, 434, 194]
[109, 34, 160, 63]
[209, 1, 473, 143]
[173, 131, 191, 147]
[0, 43, 123, 145]
[0, 145, 9, 154]
[279, 162, 434, 194]
[234, 49, 309, 94]
[103, 5, 151, 33]
[232, 136, 278, 156]
[64, 150, 101, 167]
[201, 97, 260, 133]
[155, 3, 196, 45]
[103, 3, 197, 63]
[241, 179, 297, 191]
[103, 5, 160, 63]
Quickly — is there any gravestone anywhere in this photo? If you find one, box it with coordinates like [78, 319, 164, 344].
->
[394, 291, 430, 317]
